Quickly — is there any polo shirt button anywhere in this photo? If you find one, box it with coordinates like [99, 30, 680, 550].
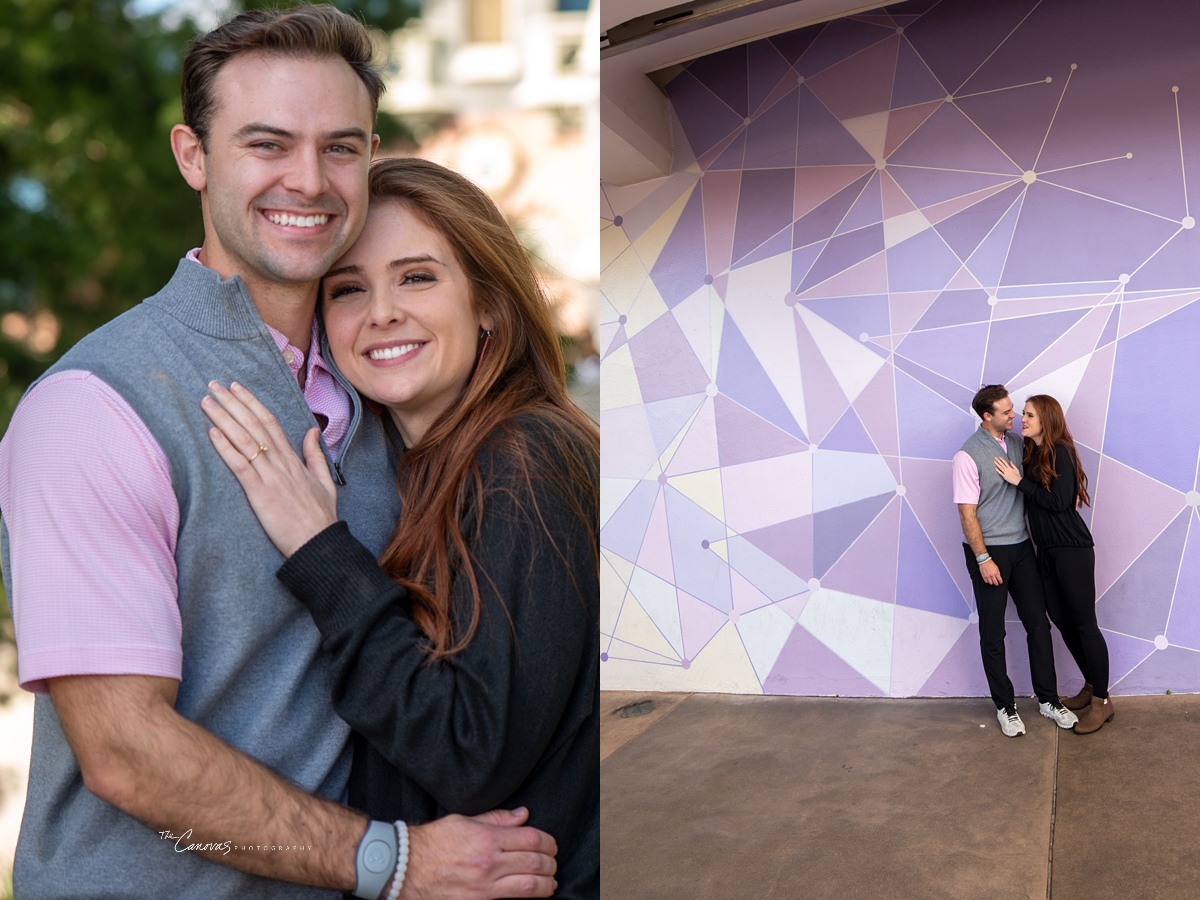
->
[283, 349, 295, 365]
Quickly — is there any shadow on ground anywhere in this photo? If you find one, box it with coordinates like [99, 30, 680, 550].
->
[601, 692, 1200, 900]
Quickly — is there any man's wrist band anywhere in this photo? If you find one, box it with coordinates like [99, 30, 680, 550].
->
[976, 553, 991, 565]
[354, 820, 397, 900]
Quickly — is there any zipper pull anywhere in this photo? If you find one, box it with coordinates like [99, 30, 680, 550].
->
[333, 460, 345, 486]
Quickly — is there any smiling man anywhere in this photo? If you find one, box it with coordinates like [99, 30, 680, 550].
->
[0, 6, 556, 899]
[952, 384, 1077, 739]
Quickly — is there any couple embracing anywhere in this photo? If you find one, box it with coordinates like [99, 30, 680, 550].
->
[955, 384, 1113, 739]
[0, 5, 597, 899]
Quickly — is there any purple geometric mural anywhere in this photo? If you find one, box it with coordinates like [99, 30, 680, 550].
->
[601, 0, 1200, 696]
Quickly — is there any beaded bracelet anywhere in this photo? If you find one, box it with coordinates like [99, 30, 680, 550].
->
[385, 821, 410, 900]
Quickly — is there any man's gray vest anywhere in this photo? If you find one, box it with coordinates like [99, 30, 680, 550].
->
[3, 261, 401, 899]
[958, 426, 1028, 546]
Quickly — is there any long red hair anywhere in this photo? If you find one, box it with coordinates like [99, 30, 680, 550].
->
[1022, 394, 1090, 508]
[342, 158, 599, 661]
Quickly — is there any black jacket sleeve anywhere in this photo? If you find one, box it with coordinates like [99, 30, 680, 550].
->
[1017, 442, 1077, 513]
[276, 429, 595, 813]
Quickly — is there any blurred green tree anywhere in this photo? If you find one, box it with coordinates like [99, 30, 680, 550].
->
[0, 0, 416, 636]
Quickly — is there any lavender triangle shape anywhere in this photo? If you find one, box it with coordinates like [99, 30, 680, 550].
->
[716, 314, 805, 441]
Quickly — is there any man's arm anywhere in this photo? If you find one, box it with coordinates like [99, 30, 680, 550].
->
[957, 504, 1001, 587]
[7, 376, 555, 897]
[49, 673, 557, 897]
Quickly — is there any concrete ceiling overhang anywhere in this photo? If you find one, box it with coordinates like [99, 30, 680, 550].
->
[601, 0, 908, 185]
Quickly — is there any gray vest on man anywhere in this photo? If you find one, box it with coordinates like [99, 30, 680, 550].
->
[958, 426, 1028, 546]
[3, 261, 402, 898]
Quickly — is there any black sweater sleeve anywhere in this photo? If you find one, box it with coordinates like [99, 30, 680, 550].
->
[276, 428, 595, 814]
[1016, 443, 1077, 513]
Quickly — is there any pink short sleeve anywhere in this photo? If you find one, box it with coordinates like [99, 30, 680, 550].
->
[0, 371, 182, 693]
[951, 450, 981, 505]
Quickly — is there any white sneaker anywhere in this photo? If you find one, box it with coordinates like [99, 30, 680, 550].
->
[997, 707, 1025, 737]
[1039, 700, 1079, 729]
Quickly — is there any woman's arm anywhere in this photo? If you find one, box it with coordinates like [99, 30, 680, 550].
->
[1012, 444, 1079, 512]
[278, 437, 595, 814]
[203, 384, 595, 813]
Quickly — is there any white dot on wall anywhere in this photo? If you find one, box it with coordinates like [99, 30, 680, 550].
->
[860, 332, 870, 342]
[1173, 85, 1180, 93]
[945, 94, 955, 103]
[875, 158, 887, 170]
[1125, 152, 1133, 159]
[968, 611, 979, 624]
[1187, 490, 1200, 507]
[1118, 273, 1130, 284]
[895, 26, 904, 34]
[987, 294, 998, 306]
[1155, 635, 1170, 650]
[1071, 63, 1078, 70]
[895, 484, 907, 496]
[743, 117, 752, 126]
[797, 75, 805, 84]
[1022, 170, 1037, 184]
[705, 383, 718, 397]
[1184, 216, 1196, 230]
[1045, 76, 1053, 83]
[807, 578, 821, 592]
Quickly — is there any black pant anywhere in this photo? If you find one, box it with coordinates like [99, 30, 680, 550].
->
[1039, 545, 1110, 698]
[963, 540, 1059, 709]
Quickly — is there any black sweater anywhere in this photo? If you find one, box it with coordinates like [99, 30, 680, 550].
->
[1016, 441, 1094, 549]
[277, 415, 599, 899]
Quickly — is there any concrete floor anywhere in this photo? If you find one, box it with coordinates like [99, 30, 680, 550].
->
[601, 690, 1200, 900]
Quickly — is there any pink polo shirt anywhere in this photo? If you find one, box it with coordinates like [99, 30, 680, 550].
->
[0, 253, 352, 693]
[951, 431, 1011, 504]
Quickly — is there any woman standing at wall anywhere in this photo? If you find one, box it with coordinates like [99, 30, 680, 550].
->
[994, 394, 1113, 735]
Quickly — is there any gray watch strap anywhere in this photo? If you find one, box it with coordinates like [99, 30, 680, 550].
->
[353, 820, 397, 900]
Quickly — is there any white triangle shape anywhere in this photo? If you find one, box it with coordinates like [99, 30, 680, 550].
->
[799, 587, 895, 693]
[795, 304, 887, 405]
[841, 110, 890, 161]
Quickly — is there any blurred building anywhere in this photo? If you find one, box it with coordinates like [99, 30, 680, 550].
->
[381, 0, 599, 415]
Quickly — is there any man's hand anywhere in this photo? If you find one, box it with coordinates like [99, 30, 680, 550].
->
[399, 808, 558, 900]
[957, 504, 1001, 586]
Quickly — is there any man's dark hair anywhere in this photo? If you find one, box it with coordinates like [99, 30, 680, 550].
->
[971, 384, 1009, 421]
[181, 4, 384, 149]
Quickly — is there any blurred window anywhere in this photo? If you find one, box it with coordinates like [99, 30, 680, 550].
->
[559, 40, 580, 71]
[469, 0, 504, 41]
[556, 0, 589, 9]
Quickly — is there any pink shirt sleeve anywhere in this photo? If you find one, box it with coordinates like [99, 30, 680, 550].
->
[0, 371, 182, 693]
[951, 450, 981, 505]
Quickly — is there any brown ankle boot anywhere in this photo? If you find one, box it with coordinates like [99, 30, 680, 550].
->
[1073, 694, 1114, 735]
[1063, 683, 1093, 710]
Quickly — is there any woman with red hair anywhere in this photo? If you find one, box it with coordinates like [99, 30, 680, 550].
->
[203, 157, 598, 897]
[994, 394, 1112, 735]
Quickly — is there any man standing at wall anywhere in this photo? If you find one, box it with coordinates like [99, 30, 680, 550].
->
[0, 6, 556, 898]
[952, 385, 1078, 738]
